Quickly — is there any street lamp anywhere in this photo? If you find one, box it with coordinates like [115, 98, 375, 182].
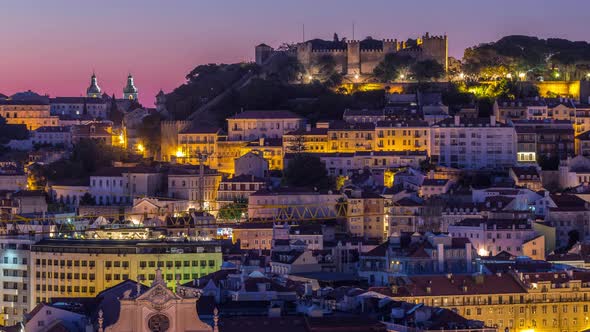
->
[459, 73, 465, 80]
[399, 74, 405, 80]
[518, 72, 526, 80]
[354, 74, 359, 80]
[506, 73, 512, 79]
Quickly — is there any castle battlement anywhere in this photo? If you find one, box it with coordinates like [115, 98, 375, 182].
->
[360, 49, 384, 53]
[422, 32, 447, 40]
[288, 31, 448, 77]
[310, 48, 346, 53]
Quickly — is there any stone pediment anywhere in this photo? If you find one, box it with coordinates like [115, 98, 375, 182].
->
[134, 283, 183, 306]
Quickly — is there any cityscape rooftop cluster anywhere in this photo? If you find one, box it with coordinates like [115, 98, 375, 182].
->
[2, 31, 590, 332]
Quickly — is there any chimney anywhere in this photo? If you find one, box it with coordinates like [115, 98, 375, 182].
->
[490, 115, 496, 126]
[454, 115, 460, 126]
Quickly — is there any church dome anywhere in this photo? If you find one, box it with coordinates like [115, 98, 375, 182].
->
[124, 74, 138, 93]
[86, 73, 101, 95]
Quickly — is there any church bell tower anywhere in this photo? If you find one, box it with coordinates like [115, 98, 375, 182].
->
[123, 73, 139, 101]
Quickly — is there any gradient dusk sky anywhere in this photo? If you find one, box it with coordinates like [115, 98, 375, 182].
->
[2, 0, 590, 105]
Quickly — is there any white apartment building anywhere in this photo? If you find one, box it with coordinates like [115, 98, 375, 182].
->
[227, 110, 305, 141]
[50, 97, 108, 119]
[448, 218, 545, 260]
[89, 166, 162, 205]
[167, 166, 221, 211]
[297, 151, 427, 177]
[31, 126, 72, 147]
[0, 237, 33, 326]
[431, 116, 516, 170]
[0, 172, 27, 192]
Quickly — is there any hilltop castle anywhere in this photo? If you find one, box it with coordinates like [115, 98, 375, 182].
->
[257, 32, 448, 80]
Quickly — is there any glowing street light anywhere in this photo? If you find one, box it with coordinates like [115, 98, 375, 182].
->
[399, 74, 405, 80]
[506, 73, 512, 79]
[175, 148, 185, 158]
[354, 74, 359, 80]
[307, 75, 313, 81]
[478, 248, 489, 257]
[518, 72, 526, 80]
[554, 71, 560, 78]
[137, 143, 145, 153]
[459, 73, 465, 80]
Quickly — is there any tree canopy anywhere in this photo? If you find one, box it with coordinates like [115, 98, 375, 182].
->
[372, 53, 414, 82]
[411, 59, 445, 82]
[284, 154, 333, 190]
[463, 35, 590, 80]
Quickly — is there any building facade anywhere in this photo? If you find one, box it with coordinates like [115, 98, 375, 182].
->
[29, 239, 222, 310]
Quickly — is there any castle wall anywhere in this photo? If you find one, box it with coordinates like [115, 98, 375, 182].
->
[295, 33, 449, 79]
[360, 50, 385, 75]
[160, 120, 191, 161]
[307, 49, 347, 75]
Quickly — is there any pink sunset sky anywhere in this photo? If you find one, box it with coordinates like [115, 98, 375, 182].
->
[1, 0, 589, 105]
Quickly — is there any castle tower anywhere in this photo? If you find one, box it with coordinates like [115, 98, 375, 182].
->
[420, 32, 449, 72]
[346, 40, 360, 76]
[155, 89, 168, 116]
[86, 73, 101, 98]
[255, 43, 274, 65]
[123, 74, 138, 100]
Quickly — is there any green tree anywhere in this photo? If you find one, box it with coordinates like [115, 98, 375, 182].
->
[315, 55, 342, 87]
[80, 193, 96, 206]
[372, 53, 414, 82]
[217, 198, 247, 221]
[411, 59, 445, 82]
[284, 154, 333, 190]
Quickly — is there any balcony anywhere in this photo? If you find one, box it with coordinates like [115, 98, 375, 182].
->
[2, 275, 25, 283]
[2, 288, 19, 296]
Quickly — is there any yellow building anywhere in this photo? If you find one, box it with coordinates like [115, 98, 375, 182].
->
[0, 100, 59, 130]
[392, 271, 590, 332]
[29, 239, 222, 310]
[214, 139, 248, 175]
[327, 122, 375, 153]
[345, 190, 386, 240]
[177, 127, 221, 167]
[283, 127, 329, 153]
[241, 138, 284, 171]
[375, 120, 430, 155]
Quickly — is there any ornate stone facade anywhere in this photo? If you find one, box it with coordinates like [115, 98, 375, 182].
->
[104, 269, 212, 332]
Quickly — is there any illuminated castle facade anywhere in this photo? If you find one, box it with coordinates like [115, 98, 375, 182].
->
[293, 32, 448, 79]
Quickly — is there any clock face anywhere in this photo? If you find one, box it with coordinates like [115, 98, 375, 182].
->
[148, 314, 170, 332]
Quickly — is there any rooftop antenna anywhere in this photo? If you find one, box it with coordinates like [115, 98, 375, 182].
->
[352, 21, 355, 40]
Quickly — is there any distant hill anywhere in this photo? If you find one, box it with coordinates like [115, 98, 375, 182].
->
[164, 63, 258, 121]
